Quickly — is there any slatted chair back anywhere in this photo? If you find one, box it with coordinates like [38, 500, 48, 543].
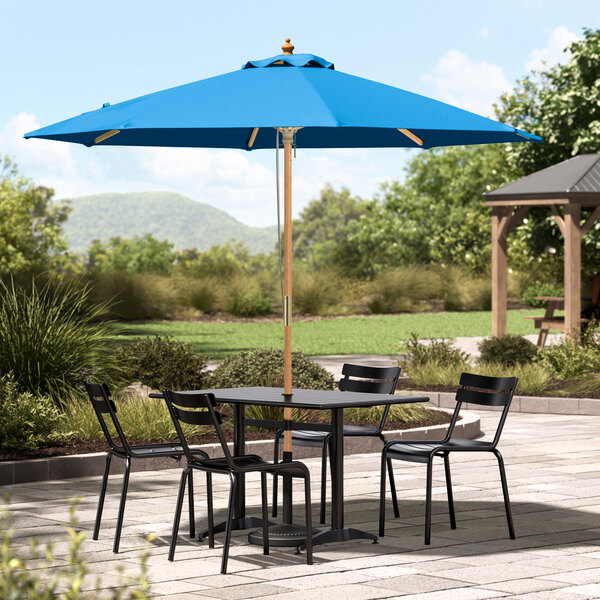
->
[163, 390, 235, 468]
[339, 364, 401, 432]
[84, 380, 133, 455]
[444, 373, 518, 447]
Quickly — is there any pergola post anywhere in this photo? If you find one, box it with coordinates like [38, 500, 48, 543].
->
[491, 206, 509, 337]
[564, 204, 581, 340]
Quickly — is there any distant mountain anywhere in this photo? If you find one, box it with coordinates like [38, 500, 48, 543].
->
[61, 192, 277, 254]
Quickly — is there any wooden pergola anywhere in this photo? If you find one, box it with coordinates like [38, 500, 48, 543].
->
[484, 154, 600, 340]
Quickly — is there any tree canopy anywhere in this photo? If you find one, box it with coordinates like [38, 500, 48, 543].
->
[0, 157, 70, 277]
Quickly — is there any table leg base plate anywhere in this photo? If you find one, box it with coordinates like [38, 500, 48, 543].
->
[248, 523, 320, 547]
[197, 516, 270, 542]
[296, 527, 378, 551]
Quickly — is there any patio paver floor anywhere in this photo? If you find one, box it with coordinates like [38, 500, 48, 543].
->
[3, 411, 600, 598]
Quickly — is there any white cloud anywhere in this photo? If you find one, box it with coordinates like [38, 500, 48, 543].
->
[525, 26, 579, 72]
[478, 28, 490, 38]
[421, 50, 511, 117]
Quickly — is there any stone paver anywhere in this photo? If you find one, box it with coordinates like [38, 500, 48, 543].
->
[3, 412, 600, 598]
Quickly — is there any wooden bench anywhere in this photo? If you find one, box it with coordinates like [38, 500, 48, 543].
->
[524, 296, 588, 348]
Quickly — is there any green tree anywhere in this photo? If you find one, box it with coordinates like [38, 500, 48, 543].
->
[0, 157, 70, 276]
[292, 185, 367, 270]
[175, 240, 249, 278]
[346, 144, 519, 276]
[495, 27, 600, 278]
[87, 233, 175, 275]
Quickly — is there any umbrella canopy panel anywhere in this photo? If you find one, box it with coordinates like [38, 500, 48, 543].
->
[25, 53, 540, 150]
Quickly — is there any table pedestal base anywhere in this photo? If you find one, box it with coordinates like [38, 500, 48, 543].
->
[197, 516, 271, 542]
[296, 527, 378, 552]
[247, 523, 320, 547]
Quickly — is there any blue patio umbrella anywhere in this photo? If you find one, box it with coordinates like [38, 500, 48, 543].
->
[26, 39, 540, 544]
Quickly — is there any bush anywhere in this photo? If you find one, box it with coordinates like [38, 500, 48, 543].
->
[293, 269, 341, 315]
[0, 498, 151, 599]
[368, 268, 440, 314]
[534, 339, 600, 379]
[478, 334, 538, 366]
[227, 291, 272, 316]
[0, 373, 65, 450]
[442, 268, 491, 311]
[87, 272, 178, 320]
[0, 278, 118, 405]
[400, 332, 469, 370]
[344, 404, 446, 425]
[190, 284, 217, 313]
[116, 335, 209, 390]
[210, 348, 334, 390]
[521, 281, 563, 307]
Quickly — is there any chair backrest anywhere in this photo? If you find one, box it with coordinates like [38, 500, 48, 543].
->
[84, 380, 133, 455]
[339, 364, 401, 432]
[445, 373, 518, 447]
[163, 390, 235, 468]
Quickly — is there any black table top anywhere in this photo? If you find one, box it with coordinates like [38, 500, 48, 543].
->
[150, 387, 429, 410]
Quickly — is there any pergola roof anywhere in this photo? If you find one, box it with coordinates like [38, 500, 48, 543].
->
[484, 154, 600, 203]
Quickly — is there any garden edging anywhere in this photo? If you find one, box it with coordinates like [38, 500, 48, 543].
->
[0, 407, 480, 486]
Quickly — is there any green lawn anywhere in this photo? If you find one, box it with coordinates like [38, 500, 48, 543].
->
[115, 309, 544, 360]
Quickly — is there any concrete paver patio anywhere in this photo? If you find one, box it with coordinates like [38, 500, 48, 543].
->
[3, 411, 600, 598]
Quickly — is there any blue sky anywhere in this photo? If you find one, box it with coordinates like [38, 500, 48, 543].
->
[2, 0, 599, 226]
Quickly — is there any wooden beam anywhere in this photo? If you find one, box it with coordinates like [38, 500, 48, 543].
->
[94, 129, 120, 144]
[247, 128, 259, 148]
[505, 206, 530, 236]
[551, 205, 566, 237]
[491, 206, 509, 337]
[581, 205, 600, 237]
[564, 204, 581, 341]
[397, 129, 423, 146]
[486, 198, 570, 207]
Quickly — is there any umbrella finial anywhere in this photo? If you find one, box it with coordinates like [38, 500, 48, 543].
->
[282, 38, 294, 55]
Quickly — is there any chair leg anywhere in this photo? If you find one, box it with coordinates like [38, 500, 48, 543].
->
[221, 474, 238, 575]
[443, 453, 456, 529]
[379, 451, 388, 537]
[387, 458, 400, 519]
[272, 434, 280, 518]
[206, 472, 215, 548]
[425, 459, 433, 545]
[93, 453, 112, 541]
[261, 472, 269, 555]
[113, 456, 130, 554]
[168, 468, 189, 562]
[494, 449, 516, 540]
[188, 469, 195, 539]
[304, 474, 313, 565]
[319, 441, 328, 524]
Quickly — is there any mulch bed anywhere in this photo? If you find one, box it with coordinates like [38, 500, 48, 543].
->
[0, 410, 452, 462]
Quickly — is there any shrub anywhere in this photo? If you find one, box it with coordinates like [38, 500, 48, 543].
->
[478, 335, 538, 366]
[190, 284, 217, 313]
[0, 278, 118, 405]
[210, 348, 334, 390]
[0, 497, 151, 599]
[521, 281, 563, 307]
[344, 404, 447, 425]
[227, 291, 272, 316]
[293, 269, 341, 315]
[534, 339, 600, 379]
[0, 373, 66, 450]
[405, 360, 466, 388]
[442, 270, 491, 311]
[115, 335, 209, 390]
[87, 272, 178, 320]
[400, 332, 469, 370]
[368, 268, 440, 314]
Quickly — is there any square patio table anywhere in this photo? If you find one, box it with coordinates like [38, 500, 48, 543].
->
[151, 387, 429, 550]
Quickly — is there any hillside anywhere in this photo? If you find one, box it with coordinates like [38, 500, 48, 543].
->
[61, 192, 277, 254]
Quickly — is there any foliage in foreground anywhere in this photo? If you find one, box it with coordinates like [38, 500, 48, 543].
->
[116, 335, 209, 391]
[399, 332, 469, 370]
[0, 373, 66, 450]
[0, 497, 150, 599]
[0, 278, 117, 405]
[478, 334, 538, 366]
[534, 338, 600, 380]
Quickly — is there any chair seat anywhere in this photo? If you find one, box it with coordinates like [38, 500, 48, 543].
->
[112, 444, 208, 459]
[276, 424, 381, 447]
[386, 439, 492, 463]
[199, 454, 308, 478]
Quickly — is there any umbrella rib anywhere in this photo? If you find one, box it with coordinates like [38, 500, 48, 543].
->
[94, 129, 120, 144]
[397, 128, 423, 146]
[247, 128, 259, 148]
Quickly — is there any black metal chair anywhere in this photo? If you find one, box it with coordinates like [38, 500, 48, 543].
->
[163, 389, 313, 574]
[272, 364, 401, 524]
[379, 372, 518, 545]
[84, 381, 209, 553]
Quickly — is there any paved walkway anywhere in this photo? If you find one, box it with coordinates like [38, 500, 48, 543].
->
[4, 412, 600, 598]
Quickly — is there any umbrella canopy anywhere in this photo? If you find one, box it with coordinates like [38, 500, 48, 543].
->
[25, 50, 540, 150]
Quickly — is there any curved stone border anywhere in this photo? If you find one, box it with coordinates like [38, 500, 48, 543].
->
[0, 408, 480, 486]
[427, 391, 600, 416]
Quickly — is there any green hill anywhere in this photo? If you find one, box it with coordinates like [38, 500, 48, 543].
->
[61, 192, 277, 254]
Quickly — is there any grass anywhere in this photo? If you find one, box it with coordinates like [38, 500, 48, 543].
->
[113, 309, 546, 360]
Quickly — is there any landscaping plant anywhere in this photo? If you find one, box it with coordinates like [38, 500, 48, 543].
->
[478, 334, 538, 366]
